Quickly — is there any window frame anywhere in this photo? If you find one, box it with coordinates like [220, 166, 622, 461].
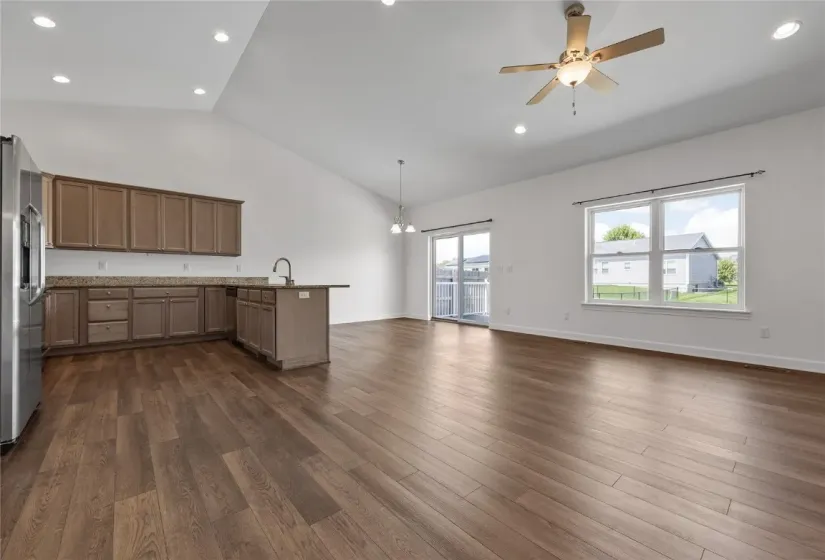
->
[585, 184, 745, 311]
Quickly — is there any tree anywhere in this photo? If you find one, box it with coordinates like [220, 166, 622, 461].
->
[603, 224, 645, 241]
[717, 258, 737, 285]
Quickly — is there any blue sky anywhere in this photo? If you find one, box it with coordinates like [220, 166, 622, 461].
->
[594, 191, 740, 248]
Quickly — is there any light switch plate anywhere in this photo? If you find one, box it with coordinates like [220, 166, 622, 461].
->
[183, 263, 190, 272]
[98, 261, 107, 271]
[299, 291, 310, 299]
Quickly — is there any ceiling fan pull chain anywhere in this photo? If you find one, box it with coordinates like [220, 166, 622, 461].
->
[572, 86, 577, 116]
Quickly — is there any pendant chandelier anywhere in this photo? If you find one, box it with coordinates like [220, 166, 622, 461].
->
[390, 159, 415, 234]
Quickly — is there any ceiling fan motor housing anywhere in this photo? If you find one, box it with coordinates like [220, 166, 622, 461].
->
[564, 2, 586, 19]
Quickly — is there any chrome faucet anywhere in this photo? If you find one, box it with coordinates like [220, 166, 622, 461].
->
[273, 258, 295, 286]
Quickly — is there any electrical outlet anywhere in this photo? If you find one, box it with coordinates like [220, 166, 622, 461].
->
[183, 263, 190, 272]
[506, 264, 513, 273]
[760, 327, 771, 339]
[506, 307, 511, 316]
[98, 261, 107, 271]
[564, 312, 570, 321]
[299, 291, 310, 299]
[236, 264, 242, 272]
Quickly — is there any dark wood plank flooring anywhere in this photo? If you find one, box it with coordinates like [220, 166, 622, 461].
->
[4, 319, 825, 560]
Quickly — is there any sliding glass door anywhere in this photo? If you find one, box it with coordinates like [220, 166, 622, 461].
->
[432, 231, 490, 325]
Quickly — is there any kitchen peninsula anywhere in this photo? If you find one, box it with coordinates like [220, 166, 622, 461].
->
[44, 276, 349, 370]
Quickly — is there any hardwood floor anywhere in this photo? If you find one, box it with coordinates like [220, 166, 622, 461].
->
[3, 318, 825, 560]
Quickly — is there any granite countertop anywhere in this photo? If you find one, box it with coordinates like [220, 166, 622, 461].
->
[46, 276, 349, 289]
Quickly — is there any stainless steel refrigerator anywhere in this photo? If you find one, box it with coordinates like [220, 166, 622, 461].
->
[1, 136, 45, 447]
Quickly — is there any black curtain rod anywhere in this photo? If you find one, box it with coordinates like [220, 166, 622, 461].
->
[420, 219, 493, 233]
[571, 170, 766, 206]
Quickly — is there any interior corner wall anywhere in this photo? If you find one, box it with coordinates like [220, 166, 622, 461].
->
[2, 100, 404, 324]
[404, 107, 825, 372]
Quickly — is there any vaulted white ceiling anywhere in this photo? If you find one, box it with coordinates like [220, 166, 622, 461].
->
[1, 1, 267, 110]
[3, 1, 824, 205]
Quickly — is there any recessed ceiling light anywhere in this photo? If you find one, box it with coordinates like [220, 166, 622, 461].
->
[33, 16, 56, 28]
[193, 88, 206, 95]
[52, 75, 70, 84]
[381, 0, 396, 5]
[773, 20, 801, 40]
[514, 124, 527, 135]
[214, 31, 229, 43]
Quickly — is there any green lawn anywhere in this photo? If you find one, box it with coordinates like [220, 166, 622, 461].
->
[594, 285, 738, 305]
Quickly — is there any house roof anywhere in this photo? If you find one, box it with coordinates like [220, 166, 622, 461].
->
[595, 233, 710, 253]
[443, 254, 489, 266]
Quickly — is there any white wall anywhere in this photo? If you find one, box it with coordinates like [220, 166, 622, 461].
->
[405, 107, 825, 372]
[2, 100, 404, 324]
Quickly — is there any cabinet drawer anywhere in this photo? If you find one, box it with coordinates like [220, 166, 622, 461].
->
[248, 289, 262, 302]
[237, 288, 248, 301]
[261, 290, 275, 304]
[88, 288, 130, 300]
[87, 321, 128, 344]
[88, 300, 128, 322]
[133, 287, 199, 298]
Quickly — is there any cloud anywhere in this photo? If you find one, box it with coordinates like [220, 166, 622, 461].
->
[684, 208, 739, 247]
[631, 222, 650, 237]
[666, 197, 711, 212]
[594, 222, 609, 241]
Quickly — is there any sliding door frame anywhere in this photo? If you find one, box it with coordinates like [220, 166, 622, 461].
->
[430, 228, 491, 326]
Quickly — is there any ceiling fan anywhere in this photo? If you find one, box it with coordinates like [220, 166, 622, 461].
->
[500, 2, 665, 106]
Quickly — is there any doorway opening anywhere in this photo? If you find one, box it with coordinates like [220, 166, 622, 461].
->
[432, 230, 490, 325]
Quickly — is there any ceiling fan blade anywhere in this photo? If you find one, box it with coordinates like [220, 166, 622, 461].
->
[566, 15, 591, 55]
[584, 67, 618, 93]
[527, 77, 559, 105]
[591, 28, 665, 63]
[500, 63, 559, 74]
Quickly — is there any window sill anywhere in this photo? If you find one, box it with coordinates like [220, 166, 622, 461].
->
[581, 301, 751, 320]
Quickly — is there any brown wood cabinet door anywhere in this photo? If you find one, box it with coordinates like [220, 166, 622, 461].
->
[162, 194, 190, 252]
[259, 304, 275, 357]
[49, 290, 79, 346]
[168, 297, 199, 337]
[132, 298, 166, 340]
[42, 174, 54, 248]
[217, 202, 241, 255]
[191, 198, 217, 254]
[130, 190, 162, 251]
[236, 300, 247, 343]
[246, 303, 260, 350]
[93, 185, 128, 250]
[55, 180, 93, 248]
[204, 287, 226, 333]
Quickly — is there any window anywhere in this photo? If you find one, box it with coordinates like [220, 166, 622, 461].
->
[586, 185, 744, 309]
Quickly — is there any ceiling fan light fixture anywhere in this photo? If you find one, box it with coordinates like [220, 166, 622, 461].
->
[773, 20, 801, 40]
[557, 60, 592, 87]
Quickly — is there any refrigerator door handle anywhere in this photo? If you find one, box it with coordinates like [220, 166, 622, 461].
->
[26, 203, 45, 304]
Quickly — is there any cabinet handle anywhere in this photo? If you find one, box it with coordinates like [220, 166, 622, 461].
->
[106, 326, 111, 330]
[165, 291, 170, 295]
[106, 304, 111, 308]
[107, 291, 111, 295]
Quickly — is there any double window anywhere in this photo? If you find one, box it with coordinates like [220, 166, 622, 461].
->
[586, 185, 744, 309]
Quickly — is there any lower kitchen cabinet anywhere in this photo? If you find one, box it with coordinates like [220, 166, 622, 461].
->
[204, 287, 226, 333]
[260, 304, 275, 357]
[246, 302, 260, 350]
[47, 290, 79, 347]
[132, 298, 166, 340]
[236, 300, 248, 344]
[168, 297, 200, 337]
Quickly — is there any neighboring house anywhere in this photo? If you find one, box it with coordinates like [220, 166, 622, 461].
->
[442, 255, 489, 272]
[593, 233, 718, 293]
[439, 254, 490, 282]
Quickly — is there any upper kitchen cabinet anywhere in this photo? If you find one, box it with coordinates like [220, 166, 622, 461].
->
[42, 173, 54, 248]
[130, 190, 162, 251]
[217, 202, 241, 255]
[55, 180, 94, 248]
[93, 185, 128, 250]
[51, 174, 242, 256]
[162, 194, 190, 252]
[191, 198, 217, 254]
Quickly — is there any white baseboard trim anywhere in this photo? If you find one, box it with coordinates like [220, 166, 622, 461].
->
[401, 313, 431, 321]
[489, 322, 825, 374]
